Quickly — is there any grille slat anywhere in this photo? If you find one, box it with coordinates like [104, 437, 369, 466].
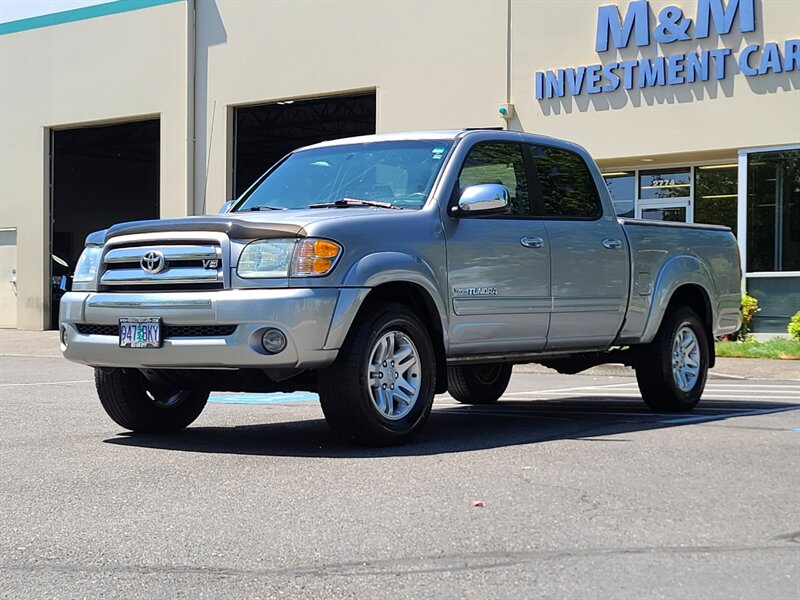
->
[75, 324, 237, 338]
[100, 240, 223, 291]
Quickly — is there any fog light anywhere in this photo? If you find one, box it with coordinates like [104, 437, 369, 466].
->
[60, 326, 68, 350]
[261, 328, 287, 354]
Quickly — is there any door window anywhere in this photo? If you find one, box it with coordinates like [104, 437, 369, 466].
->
[458, 142, 531, 216]
[638, 168, 691, 222]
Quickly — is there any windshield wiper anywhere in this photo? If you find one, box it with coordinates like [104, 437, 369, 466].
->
[308, 197, 402, 210]
[244, 205, 287, 211]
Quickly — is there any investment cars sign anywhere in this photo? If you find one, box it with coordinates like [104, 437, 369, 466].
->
[535, 0, 800, 99]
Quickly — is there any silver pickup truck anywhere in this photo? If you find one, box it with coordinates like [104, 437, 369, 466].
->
[60, 130, 741, 445]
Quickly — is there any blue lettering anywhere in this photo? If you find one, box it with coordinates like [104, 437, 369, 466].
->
[685, 51, 711, 82]
[695, 0, 755, 39]
[667, 53, 686, 84]
[709, 48, 731, 79]
[535, 71, 545, 100]
[739, 44, 759, 75]
[785, 40, 800, 72]
[619, 60, 638, 89]
[758, 42, 783, 74]
[566, 66, 587, 95]
[545, 69, 566, 98]
[654, 7, 692, 44]
[586, 65, 603, 94]
[602, 62, 621, 92]
[638, 57, 666, 87]
[596, 0, 650, 52]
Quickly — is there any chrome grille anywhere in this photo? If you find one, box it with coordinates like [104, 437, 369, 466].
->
[100, 242, 223, 290]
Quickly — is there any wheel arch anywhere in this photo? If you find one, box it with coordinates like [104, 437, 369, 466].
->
[324, 254, 449, 393]
[642, 255, 715, 335]
[642, 261, 716, 368]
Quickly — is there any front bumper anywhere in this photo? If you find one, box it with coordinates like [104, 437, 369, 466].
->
[59, 288, 340, 369]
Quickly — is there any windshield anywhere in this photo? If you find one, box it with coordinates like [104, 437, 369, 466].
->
[235, 140, 453, 211]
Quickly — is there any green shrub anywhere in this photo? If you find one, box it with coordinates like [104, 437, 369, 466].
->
[729, 294, 760, 341]
[789, 311, 800, 341]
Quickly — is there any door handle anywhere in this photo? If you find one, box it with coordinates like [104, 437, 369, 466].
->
[602, 238, 623, 250]
[520, 236, 544, 249]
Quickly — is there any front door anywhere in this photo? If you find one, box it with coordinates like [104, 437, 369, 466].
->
[444, 141, 551, 354]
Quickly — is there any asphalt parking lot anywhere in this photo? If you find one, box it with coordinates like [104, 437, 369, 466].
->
[1, 348, 798, 599]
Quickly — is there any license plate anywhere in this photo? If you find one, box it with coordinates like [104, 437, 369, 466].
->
[119, 317, 162, 348]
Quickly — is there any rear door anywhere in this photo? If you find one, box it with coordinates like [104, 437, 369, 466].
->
[444, 141, 551, 354]
[525, 143, 629, 350]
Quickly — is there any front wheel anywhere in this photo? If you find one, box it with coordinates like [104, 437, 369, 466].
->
[318, 303, 436, 446]
[447, 363, 512, 404]
[635, 307, 710, 412]
[95, 368, 209, 432]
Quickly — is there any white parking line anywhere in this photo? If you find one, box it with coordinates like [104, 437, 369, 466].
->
[0, 380, 93, 387]
[503, 382, 638, 395]
[662, 405, 800, 424]
[505, 391, 799, 400]
[700, 384, 800, 389]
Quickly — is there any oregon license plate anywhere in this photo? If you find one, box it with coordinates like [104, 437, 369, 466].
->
[119, 317, 162, 348]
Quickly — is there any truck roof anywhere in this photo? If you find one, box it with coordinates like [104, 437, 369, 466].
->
[300, 129, 588, 157]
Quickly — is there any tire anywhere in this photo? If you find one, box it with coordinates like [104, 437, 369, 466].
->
[95, 368, 209, 433]
[318, 303, 436, 446]
[635, 307, 710, 412]
[447, 363, 512, 404]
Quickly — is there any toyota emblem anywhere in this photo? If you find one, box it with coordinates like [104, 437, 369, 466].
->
[140, 250, 166, 274]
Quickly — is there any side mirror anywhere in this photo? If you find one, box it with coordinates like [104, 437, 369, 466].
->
[454, 184, 509, 216]
[219, 200, 235, 214]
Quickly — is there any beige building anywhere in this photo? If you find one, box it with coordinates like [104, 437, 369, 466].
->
[1, 0, 798, 331]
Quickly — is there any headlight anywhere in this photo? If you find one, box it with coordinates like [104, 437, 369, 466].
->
[237, 240, 296, 278]
[72, 246, 102, 290]
[236, 238, 342, 279]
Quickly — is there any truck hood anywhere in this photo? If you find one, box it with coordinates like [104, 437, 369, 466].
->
[89, 208, 395, 245]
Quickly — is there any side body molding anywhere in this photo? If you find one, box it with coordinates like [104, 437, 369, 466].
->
[639, 255, 716, 344]
[323, 252, 449, 351]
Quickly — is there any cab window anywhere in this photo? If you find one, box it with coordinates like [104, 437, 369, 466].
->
[528, 145, 601, 219]
[457, 142, 531, 216]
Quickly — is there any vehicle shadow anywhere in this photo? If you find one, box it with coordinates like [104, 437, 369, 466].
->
[103, 397, 800, 458]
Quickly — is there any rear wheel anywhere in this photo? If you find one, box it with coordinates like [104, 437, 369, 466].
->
[447, 363, 512, 404]
[318, 303, 436, 446]
[95, 368, 209, 432]
[635, 307, 709, 412]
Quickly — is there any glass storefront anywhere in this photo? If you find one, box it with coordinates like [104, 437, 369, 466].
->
[602, 164, 738, 227]
[743, 148, 800, 333]
[746, 150, 800, 273]
[602, 149, 800, 333]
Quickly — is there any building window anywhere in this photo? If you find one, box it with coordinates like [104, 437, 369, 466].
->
[695, 164, 738, 236]
[639, 168, 691, 201]
[603, 171, 635, 217]
[641, 206, 687, 222]
[746, 149, 800, 273]
[604, 164, 740, 228]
